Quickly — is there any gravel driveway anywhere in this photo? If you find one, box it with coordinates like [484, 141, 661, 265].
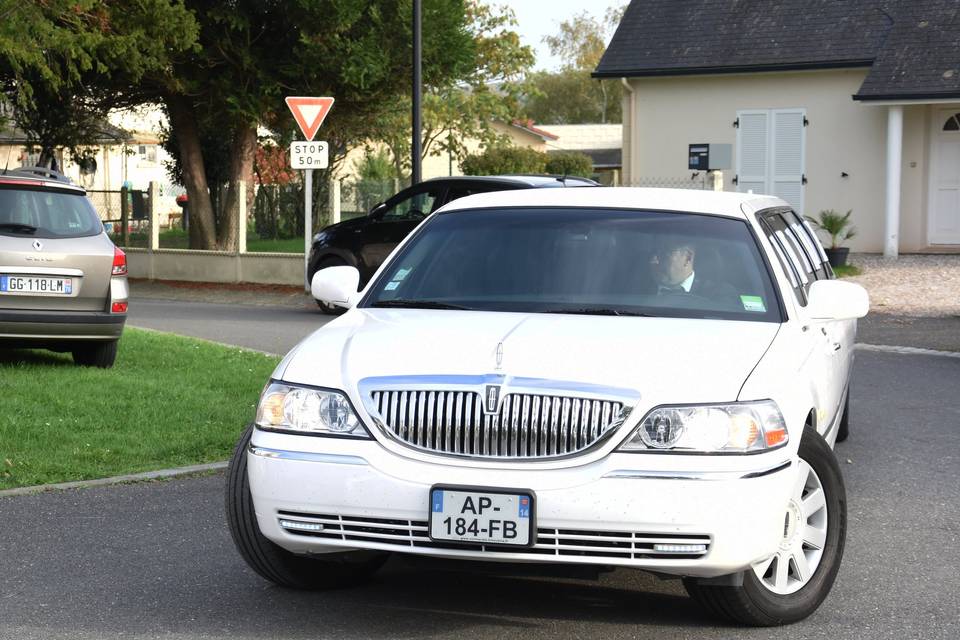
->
[846, 254, 960, 317]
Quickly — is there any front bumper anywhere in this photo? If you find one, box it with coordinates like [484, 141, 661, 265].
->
[247, 429, 796, 578]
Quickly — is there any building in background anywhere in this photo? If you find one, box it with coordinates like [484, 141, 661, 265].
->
[596, 0, 960, 254]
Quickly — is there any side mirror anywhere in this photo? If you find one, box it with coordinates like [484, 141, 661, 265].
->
[311, 266, 361, 309]
[806, 279, 869, 320]
[369, 202, 387, 218]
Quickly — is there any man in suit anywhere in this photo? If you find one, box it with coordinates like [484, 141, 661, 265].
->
[650, 238, 739, 306]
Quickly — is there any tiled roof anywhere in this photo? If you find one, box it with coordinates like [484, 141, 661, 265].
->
[855, 1, 960, 100]
[594, 0, 960, 100]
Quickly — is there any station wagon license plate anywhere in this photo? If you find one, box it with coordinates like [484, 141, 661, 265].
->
[0, 275, 73, 296]
[429, 487, 533, 546]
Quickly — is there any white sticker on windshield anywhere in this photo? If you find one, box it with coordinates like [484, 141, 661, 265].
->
[393, 268, 411, 281]
[385, 281, 400, 291]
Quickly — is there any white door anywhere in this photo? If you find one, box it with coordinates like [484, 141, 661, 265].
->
[930, 109, 960, 244]
[736, 108, 806, 212]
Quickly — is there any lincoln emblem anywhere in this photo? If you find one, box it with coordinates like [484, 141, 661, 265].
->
[485, 385, 501, 414]
[495, 342, 504, 370]
[33, 240, 43, 251]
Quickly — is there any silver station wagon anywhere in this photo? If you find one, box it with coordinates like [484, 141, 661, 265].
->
[0, 167, 128, 367]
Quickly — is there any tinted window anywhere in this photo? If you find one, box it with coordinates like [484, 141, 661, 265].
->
[0, 187, 102, 238]
[381, 186, 443, 221]
[759, 211, 827, 305]
[365, 208, 783, 323]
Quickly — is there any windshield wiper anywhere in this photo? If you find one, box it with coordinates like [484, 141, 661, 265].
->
[541, 307, 655, 317]
[372, 299, 472, 311]
[0, 223, 38, 234]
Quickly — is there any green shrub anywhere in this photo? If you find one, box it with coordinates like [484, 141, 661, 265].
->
[461, 146, 547, 176]
[545, 151, 594, 178]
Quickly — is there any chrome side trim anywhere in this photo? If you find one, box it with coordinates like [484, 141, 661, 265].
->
[603, 460, 792, 481]
[248, 445, 368, 466]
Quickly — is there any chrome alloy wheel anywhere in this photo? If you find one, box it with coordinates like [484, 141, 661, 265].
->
[751, 459, 829, 595]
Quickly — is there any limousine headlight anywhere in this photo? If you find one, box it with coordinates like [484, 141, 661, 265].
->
[256, 382, 370, 438]
[618, 400, 788, 453]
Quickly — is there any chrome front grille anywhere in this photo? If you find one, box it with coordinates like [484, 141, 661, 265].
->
[368, 389, 625, 459]
[277, 511, 711, 560]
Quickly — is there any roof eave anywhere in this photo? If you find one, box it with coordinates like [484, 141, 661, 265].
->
[853, 91, 960, 102]
[592, 60, 874, 79]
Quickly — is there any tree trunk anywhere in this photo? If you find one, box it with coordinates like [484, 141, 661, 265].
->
[218, 124, 257, 251]
[164, 95, 216, 250]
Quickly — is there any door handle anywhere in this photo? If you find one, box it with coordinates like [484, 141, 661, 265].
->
[832, 342, 842, 352]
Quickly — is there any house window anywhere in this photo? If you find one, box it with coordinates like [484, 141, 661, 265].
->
[138, 144, 158, 163]
[943, 114, 960, 131]
[736, 109, 806, 212]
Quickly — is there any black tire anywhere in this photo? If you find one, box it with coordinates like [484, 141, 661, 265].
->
[71, 340, 118, 368]
[312, 257, 348, 315]
[835, 395, 849, 443]
[225, 424, 388, 589]
[683, 426, 847, 626]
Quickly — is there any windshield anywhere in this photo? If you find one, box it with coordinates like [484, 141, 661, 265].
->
[364, 207, 782, 322]
[0, 186, 103, 238]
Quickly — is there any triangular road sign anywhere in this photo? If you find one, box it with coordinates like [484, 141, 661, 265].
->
[285, 96, 335, 141]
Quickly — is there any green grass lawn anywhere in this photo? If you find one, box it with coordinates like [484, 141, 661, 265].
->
[110, 228, 306, 253]
[0, 328, 280, 490]
[246, 237, 306, 253]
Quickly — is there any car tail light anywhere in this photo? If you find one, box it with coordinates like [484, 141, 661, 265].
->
[111, 301, 128, 314]
[112, 247, 127, 276]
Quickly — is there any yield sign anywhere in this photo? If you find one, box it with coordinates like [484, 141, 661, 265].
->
[285, 96, 335, 142]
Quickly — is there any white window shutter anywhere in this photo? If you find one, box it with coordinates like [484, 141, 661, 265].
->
[771, 109, 806, 212]
[736, 110, 769, 195]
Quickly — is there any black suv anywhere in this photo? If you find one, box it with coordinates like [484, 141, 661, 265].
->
[308, 175, 596, 311]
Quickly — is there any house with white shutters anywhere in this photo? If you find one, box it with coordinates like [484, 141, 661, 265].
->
[594, 0, 960, 255]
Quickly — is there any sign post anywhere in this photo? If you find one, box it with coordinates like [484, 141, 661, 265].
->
[285, 96, 335, 292]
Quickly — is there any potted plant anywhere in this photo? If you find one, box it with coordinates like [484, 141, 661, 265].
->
[807, 209, 856, 267]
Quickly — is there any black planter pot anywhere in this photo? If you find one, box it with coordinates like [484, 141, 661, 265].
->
[825, 247, 850, 268]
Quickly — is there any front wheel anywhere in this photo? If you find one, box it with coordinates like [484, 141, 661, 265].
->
[225, 424, 389, 589]
[683, 426, 847, 626]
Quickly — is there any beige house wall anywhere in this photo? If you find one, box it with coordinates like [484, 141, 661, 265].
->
[624, 70, 942, 252]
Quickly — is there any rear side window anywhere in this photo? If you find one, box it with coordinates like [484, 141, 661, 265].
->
[0, 187, 102, 238]
[759, 210, 826, 305]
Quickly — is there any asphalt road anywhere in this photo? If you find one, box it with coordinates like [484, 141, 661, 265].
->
[1, 348, 958, 639]
[127, 297, 333, 355]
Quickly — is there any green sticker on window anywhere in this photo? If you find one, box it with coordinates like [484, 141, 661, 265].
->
[740, 295, 766, 312]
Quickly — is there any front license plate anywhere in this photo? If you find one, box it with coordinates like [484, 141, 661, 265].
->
[429, 487, 533, 546]
[0, 275, 73, 296]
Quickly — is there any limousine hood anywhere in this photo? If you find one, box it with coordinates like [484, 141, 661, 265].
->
[278, 309, 780, 408]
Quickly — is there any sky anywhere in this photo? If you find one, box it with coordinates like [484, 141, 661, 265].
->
[508, 0, 624, 71]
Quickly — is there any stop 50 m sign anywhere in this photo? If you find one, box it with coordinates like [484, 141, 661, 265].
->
[290, 141, 328, 169]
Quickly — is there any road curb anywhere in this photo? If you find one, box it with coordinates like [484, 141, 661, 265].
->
[0, 461, 228, 498]
[855, 342, 960, 359]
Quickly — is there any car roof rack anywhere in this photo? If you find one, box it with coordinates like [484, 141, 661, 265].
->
[6, 166, 75, 184]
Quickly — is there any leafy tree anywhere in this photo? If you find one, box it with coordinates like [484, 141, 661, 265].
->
[523, 5, 626, 125]
[545, 151, 593, 178]
[461, 146, 546, 175]
[157, 0, 476, 250]
[0, 1, 198, 165]
[372, 1, 535, 176]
